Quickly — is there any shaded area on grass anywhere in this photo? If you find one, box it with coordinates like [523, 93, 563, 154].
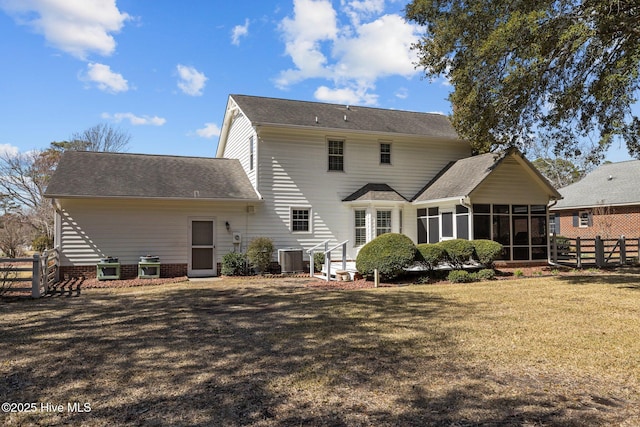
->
[1, 279, 637, 426]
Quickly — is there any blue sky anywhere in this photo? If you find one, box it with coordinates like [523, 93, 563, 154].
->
[0, 0, 634, 162]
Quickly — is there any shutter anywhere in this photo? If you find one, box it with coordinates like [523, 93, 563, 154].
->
[555, 214, 560, 235]
[588, 212, 593, 227]
[572, 212, 578, 227]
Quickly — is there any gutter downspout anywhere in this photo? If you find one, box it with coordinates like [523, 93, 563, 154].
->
[460, 196, 473, 239]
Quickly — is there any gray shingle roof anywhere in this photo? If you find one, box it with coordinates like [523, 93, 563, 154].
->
[413, 152, 503, 202]
[230, 94, 459, 139]
[551, 160, 640, 209]
[45, 151, 260, 200]
[342, 183, 407, 202]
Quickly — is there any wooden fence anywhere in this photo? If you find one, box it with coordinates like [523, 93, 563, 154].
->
[0, 249, 59, 298]
[550, 234, 640, 268]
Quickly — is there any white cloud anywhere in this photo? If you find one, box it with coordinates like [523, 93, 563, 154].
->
[0, 143, 19, 157]
[84, 62, 129, 93]
[314, 85, 378, 105]
[176, 64, 207, 96]
[195, 123, 221, 138]
[0, 0, 130, 59]
[102, 112, 166, 126]
[276, 0, 420, 106]
[231, 19, 249, 45]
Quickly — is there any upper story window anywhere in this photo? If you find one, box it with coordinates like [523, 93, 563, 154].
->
[249, 136, 254, 171]
[380, 143, 391, 164]
[328, 140, 344, 171]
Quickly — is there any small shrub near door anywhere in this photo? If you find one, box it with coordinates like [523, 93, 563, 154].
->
[246, 237, 275, 274]
[221, 252, 247, 276]
[356, 233, 416, 280]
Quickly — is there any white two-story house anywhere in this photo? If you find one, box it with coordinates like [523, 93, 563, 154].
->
[45, 94, 560, 278]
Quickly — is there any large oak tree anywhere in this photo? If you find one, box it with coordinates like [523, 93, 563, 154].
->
[406, 0, 640, 163]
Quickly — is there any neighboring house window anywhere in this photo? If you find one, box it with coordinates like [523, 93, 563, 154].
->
[249, 136, 254, 171]
[376, 210, 392, 236]
[354, 209, 367, 246]
[328, 140, 344, 171]
[578, 210, 591, 228]
[549, 213, 560, 235]
[380, 143, 391, 164]
[291, 208, 310, 232]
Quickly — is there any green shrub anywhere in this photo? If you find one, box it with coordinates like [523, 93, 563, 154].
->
[447, 270, 476, 283]
[246, 237, 275, 274]
[356, 233, 416, 280]
[475, 268, 496, 281]
[472, 240, 503, 267]
[221, 251, 246, 276]
[314, 252, 325, 273]
[416, 243, 446, 271]
[514, 269, 524, 277]
[438, 239, 474, 269]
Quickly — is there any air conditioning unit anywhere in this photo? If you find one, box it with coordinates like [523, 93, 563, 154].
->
[232, 232, 242, 244]
[278, 248, 304, 273]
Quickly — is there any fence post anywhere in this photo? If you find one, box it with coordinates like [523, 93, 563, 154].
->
[31, 253, 41, 298]
[551, 233, 558, 263]
[620, 236, 626, 265]
[595, 235, 605, 268]
[576, 237, 581, 269]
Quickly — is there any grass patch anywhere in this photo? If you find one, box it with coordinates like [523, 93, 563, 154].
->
[1, 275, 639, 426]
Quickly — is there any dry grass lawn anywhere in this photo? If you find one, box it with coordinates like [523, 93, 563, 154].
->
[1, 273, 639, 426]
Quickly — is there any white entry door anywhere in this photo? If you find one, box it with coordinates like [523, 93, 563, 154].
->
[188, 218, 216, 277]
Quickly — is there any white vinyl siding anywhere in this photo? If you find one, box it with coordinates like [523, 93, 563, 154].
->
[55, 198, 252, 267]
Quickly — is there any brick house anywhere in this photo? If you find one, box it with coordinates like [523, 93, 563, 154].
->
[550, 160, 640, 239]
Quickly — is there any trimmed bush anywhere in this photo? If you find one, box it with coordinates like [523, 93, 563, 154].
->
[32, 235, 54, 252]
[475, 268, 496, 281]
[447, 270, 475, 283]
[246, 237, 274, 274]
[416, 243, 446, 271]
[221, 252, 247, 276]
[472, 240, 503, 267]
[356, 233, 416, 280]
[438, 239, 474, 269]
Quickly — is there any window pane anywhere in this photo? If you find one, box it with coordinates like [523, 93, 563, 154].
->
[428, 207, 439, 216]
[292, 209, 309, 231]
[493, 215, 510, 245]
[355, 210, 367, 246]
[376, 210, 391, 236]
[328, 140, 344, 171]
[417, 218, 427, 244]
[192, 221, 213, 246]
[473, 204, 490, 213]
[417, 208, 427, 217]
[513, 205, 528, 214]
[456, 214, 469, 239]
[531, 205, 547, 214]
[380, 143, 391, 164]
[531, 216, 547, 245]
[532, 246, 548, 260]
[456, 205, 469, 214]
[473, 215, 491, 240]
[428, 217, 439, 243]
[494, 204, 510, 214]
[513, 216, 529, 245]
[442, 212, 453, 237]
[513, 247, 530, 260]
[192, 248, 213, 269]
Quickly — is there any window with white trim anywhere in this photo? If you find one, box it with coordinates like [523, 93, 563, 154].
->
[380, 143, 391, 164]
[328, 140, 344, 171]
[376, 210, 392, 236]
[354, 209, 367, 246]
[291, 208, 310, 232]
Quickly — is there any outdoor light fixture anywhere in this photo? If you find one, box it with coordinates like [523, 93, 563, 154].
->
[225, 221, 230, 231]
